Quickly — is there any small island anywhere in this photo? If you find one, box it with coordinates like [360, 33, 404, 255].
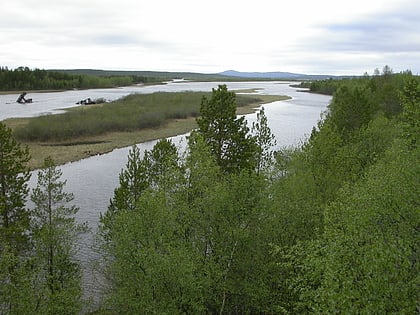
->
[5, 90, 290, 169]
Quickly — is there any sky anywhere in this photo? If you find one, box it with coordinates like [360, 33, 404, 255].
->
[1, 0, 419, 75]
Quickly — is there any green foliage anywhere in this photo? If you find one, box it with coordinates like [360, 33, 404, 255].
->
[0, 122, 31, 252]
[0, 123, 33, 314]
[308, 78, 345, 95]
[100, 127, 282, 313]
[30, 157, 88, 314]
[101, 144, 148, 237]
[328, 85, 378, 137]
[105, 190, 205, 314]
[307, 143, 420, 314]
[0, 246, 43, 315]
[146, 138, 183, 192]
[196, 85, 257, 173]
[307, 68, 416, 120]
[270, 72, 419, 313]
[251, 107, 277, 174]
[76, 71, 420, 313]
[369, 66, 405, 117]
[100, 139, 181, 238]
[0, 66, 134, 91]
[400, 77, 420, 149]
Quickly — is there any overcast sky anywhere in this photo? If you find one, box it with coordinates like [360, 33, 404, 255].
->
[2, 0, 419, 75]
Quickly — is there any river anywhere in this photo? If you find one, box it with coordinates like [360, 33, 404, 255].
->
[1, 81, 331, 307]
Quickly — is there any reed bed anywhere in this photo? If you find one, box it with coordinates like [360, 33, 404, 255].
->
[14, 91, 263, 142]
[14, 92, 200, 142]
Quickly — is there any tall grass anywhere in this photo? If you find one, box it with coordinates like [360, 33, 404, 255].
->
[14, 91, 262, 142]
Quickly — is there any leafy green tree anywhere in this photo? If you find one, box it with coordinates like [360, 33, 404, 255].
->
[0, 122, 31, 251]
[184, 132, 222, 203]
[328, 85, 378, 138]
[308, 141, 419, 314]
[370, 67, 404, 117]
[183, 133, 280, 313]
[30, 157, 87, 314]
[104, 190, 205, 314]
[100, 140, 180, 239]
[303, 118, 344, 202]
[101, 138, 203, 314]
[400, 77, 420, 149]
[196, 84, 257, 173]
[101, 132, 281, 314]
[146, 138, 182, 193]
[209, 171, 278, 314]
[251, 107, 277, 174]
[269, 71, 418, 314]
[101, 145, 149, 238]
[0, 122, 31, 314]
[0, 246, 41, 315]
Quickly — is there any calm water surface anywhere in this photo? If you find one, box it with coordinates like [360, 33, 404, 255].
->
[2, 81, 331, 306]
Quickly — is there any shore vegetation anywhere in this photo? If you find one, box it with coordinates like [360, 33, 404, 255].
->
[5, 91, 289, 169]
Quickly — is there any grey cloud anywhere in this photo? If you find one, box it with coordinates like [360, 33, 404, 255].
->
[314, 7, 420, 54]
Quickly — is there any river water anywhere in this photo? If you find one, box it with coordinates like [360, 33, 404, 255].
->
[1, 81, 331, 307]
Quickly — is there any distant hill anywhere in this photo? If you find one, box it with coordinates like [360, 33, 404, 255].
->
[219, 70, 305, 79]
[218, 70, 339, 80]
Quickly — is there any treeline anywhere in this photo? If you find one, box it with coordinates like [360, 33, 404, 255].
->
[55, 69, 226, 82]
[0, 66, 160, 91]
[1, 72, 419, 314]
[301, 66, 414, 98]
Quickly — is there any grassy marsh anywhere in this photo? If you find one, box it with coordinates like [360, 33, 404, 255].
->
[5, 92, 290, 169]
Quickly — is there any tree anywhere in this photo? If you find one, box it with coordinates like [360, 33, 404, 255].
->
[328, 85, 377, 137]
[268, 72, 418, 313]
[101, 145, 149, 237]
[30, 157, 87, 314]
[400, 77, 420, 149]
[184, 133, 279, 313]
[309, 142, 419, 314]
[251, 107, 277, 174]
[0, 122, 31, 252]
[196, 85, 257, 173]
[100, 140, 180, 240]
[101, 132, 281, 314]
[0, 122, 31, 314]
[146, 138, 182, 193]
[100, 138, 203, 314]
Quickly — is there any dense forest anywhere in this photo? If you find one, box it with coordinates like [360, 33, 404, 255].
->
[0, 68, 419, 314]
[0, 66, 162, 91]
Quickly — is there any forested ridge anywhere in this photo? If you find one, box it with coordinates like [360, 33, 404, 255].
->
[0, 69, 419, 314]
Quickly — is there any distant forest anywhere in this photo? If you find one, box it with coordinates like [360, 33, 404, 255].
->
[0, 66, 163, 91]
[0, 66, 301, 92]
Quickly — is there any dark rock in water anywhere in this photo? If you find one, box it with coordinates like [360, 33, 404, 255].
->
[17, 92, 32, 104]
[76, 98, 96, 105]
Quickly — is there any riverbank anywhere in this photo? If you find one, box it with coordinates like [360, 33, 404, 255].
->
[5, 94, 289, 169]
[0, 89, 69, 95]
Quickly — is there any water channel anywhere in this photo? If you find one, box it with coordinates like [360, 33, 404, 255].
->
[1, 81, 332, 305]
